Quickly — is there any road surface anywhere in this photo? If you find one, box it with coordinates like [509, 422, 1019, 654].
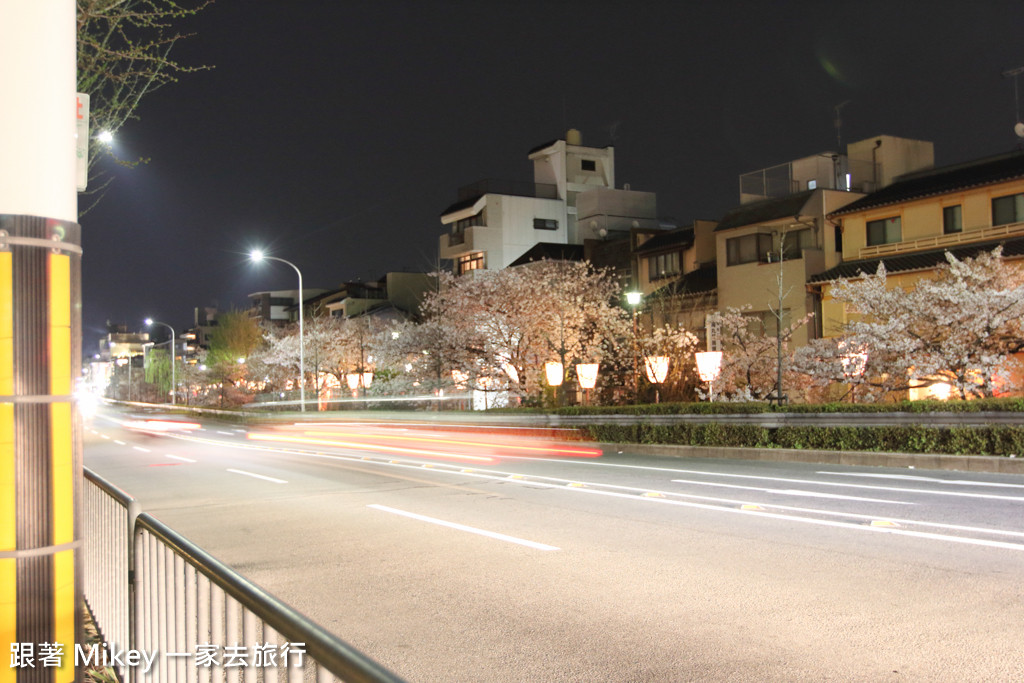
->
[85, 407, 1024, 682]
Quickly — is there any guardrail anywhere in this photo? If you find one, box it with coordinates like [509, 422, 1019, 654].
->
[83, 468, 407, 683]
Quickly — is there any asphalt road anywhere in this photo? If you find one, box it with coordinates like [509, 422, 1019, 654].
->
[85, 407, 1024, 682]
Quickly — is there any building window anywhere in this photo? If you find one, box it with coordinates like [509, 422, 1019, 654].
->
[779, 228, 814, 260]
[581, 159, 596, 171]
[834, 224, 843, 253]
[726, 233, 773, 266]
[647, 252, 681, 280]
[992, 193, 1024, 226]
[533, 218, 558, 230]
[457, 252, 485, 275]
[866, 216, 901, 246]
[943, 205, 962, 234]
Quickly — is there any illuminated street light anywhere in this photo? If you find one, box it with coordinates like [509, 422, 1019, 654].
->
[145, 318, 176, 405]
[250, 249, 305, 411]
[625, 291, 642, 401]
[97, 130, 113, 144]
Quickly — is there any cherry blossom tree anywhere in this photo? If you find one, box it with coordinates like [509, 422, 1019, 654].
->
[803, 247, 1024, 400]
[420, 261, 629, 403]
[705, 306, 812, 401]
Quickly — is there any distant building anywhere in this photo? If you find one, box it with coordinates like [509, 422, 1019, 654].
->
[439, 129, 661, 277]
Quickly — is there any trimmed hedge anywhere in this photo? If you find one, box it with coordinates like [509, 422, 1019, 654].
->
[534, 396, 1024, 416]
[580, 423, 1024, 456]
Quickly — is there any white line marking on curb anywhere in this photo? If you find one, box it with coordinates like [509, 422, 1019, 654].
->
[132, 446, 151, 453]
[167, 454, 196, 463]
[368, 504, 559, 551]
[226, 468, 287, 484]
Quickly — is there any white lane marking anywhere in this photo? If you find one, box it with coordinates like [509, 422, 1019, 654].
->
[666, 469, 1024, 502]
[131, 432, 1024, 549]
[166, 454, 196, 463]
[670, 478, 906, 504]
[114, 440, 126, 445]
[132, 446, 151, 453]
[226, 468, 287, 484]
[216, 431, 235, 436]
[819, 471, 1024, 489]
[100, 434, 110, 439]
[368, 504, 559, 551]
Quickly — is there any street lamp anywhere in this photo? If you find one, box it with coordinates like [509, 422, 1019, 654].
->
[625, 291, 642, 402]
[250, 249, 306, 412]
[145, 318, 176, 405]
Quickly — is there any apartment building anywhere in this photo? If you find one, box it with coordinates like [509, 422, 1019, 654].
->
[662, 135, 935, 347]
[439, 130, 661, 275]
[810, 150, 1024, 335]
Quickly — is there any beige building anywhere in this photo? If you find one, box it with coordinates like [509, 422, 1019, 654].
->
[809, 150, 1024, 397]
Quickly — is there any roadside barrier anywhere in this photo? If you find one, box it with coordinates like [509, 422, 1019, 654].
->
[83, 468, 407, 683]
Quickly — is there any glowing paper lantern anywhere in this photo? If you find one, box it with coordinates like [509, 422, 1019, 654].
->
[694, 351, 723, 383]
[575, 363, 599, 389]
[346, 373, 360, 390]
[362, 371, 373, 388]
[643, 356, 670, 384]
[544, 361, 564, 386]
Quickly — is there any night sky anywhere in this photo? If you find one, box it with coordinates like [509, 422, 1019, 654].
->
[80, 0, 1024, 347]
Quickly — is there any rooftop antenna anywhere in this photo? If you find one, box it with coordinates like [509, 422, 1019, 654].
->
[1002, 66, 1024, 138]
[833, 100, 852, 149]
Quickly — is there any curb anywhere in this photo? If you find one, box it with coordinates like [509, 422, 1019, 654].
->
[603, 442, 1024, 475]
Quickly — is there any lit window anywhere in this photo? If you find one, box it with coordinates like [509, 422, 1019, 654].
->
[992, 193, 1024, 226]
[866, 217, 901, 246]
[457, 252, 485, 275]
[943, 205, 962, 234]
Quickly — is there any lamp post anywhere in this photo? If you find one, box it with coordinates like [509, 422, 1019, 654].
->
[251, 250, 306, 411]
[145, 318, 176, 405]
[625, 291, 642, 402]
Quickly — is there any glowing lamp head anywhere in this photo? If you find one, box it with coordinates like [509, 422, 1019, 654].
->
[625, 291, 642, 306]
[694, 351, 723, 383]
[575, 363, 600, 389]
[97, 130, 113, 144]
[643, 356, 670, 384]
[144, 318, 153, 326]
[544, 361, 564, 387]
[250, 249, 265, 263]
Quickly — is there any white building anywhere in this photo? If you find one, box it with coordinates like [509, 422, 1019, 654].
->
[439, 129, 657, 274]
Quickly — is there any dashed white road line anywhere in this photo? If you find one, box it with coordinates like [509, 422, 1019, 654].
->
[132, 446, 151, 453]
[166, 454, 196, 463]
[226, 468, 287, 484]
[368, 504, 559, 551]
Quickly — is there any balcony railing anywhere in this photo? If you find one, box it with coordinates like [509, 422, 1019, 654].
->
[457, 179, 558, 201]
[858, 221, 1024, 259]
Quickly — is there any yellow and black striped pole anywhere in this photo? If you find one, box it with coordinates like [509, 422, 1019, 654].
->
[0, 3, 82, 683]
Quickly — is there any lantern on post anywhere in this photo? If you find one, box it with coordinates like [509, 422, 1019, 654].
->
[643, 356, 670, 403]
[575, 363, 600, 405]
[544, 361, 564, 387]
[694, 351, 723, 402]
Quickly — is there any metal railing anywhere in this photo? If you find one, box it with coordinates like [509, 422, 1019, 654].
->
[83, 468, 408, 683]
[84, 469, 141, 683]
